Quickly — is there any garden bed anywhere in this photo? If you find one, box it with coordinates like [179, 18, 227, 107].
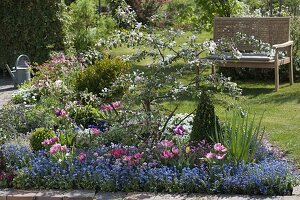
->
[0, 4, 299, 195]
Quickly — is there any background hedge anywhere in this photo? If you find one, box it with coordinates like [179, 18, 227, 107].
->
[0, 0, 66, 67]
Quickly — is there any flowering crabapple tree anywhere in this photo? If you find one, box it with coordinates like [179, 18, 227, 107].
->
[97, 1, 241, 142]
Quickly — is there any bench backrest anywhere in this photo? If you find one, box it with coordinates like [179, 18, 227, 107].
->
[213, 17, 291, 50]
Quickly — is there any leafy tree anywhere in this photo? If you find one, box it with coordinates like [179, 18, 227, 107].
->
[194, 0, 241, 30]
[108, 0, 167, 25]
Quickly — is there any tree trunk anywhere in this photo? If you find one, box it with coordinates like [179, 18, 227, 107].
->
[270, 0, 273, 16]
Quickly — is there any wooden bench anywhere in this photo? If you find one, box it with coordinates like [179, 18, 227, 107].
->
[210, 17, 293, 92]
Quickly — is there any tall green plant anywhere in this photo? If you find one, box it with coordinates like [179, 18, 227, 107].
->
[0, 0, 65, 66]
[214, 109, 265, 164]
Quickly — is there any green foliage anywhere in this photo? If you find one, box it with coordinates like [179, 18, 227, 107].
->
[162, 0, 197, 28]
[190, 91, 220, 143]
[194, 0, 241, 30]
[74, 58, 129, 100]
[291, 16, 300, 57]
[0, 0, 65, 66]
[108, 0, 166, 25]
[69, 105, 103, 128]
[30, 128, 56, 151]
[215, 109, 264, 164]
[63, 0, 116, 52]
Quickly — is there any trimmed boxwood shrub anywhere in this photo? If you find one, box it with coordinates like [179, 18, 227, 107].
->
[74, 58, 129, 101]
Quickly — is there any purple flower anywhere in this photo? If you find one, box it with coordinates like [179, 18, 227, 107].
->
[173, 125, 186, 136]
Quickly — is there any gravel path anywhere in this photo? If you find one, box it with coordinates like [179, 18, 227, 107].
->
[0, 77, 16, 110]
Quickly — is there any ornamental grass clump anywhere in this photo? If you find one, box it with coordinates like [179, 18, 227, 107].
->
[214, 109, 264, 164]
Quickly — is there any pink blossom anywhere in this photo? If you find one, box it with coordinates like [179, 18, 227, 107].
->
[123, 156, 136, 165]
[78, 152, 87, 162]
[112, 101, 122, 109]
[90, 128, 101, 136]
[159, 140, 174, 147]
[51, 136, 59, 143]
[49, 143, 69, 155]
[214, 143, 227, 153]
[171, 147, 180, 155]
[111, 148, 127, 158]
[43, 136, 59, 145]
[160, 150, 174, 159]
[205, 152, 215, 159]
[173, 125, 185, 136]
[41, 139, 51, 145]
[133, 152, 142, 160]
[215, 153, 226, 160]
[54, 109, 68, 117]
[101, 101, 122, 112]
[50, 144, 62, 155]
[60, 145, 69, 153]
[101, 104, 113, 112]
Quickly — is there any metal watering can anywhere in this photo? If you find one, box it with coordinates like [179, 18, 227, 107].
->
[5, 55, 31, 88]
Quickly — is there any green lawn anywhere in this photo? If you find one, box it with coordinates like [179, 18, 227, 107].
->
[110, 31, 300, 167]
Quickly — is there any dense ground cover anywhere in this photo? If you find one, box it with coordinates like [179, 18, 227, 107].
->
[0, 0, 299, 195]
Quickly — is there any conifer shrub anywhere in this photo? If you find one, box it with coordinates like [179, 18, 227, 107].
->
[190, 91, 220, 143]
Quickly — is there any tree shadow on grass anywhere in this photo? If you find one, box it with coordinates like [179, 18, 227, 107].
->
[240, 81, 300, 104]
[241, 87, 274, 97]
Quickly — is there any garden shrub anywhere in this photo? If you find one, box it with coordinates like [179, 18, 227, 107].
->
[63, 0, 116, 52]
[74, 58, 129, 101]
[29, 128, 56, 151]
[0, 0, 65, 66]
[69, 105, 103, 128]
[108, 0, 167, 25]
[190, 91, 220, 143]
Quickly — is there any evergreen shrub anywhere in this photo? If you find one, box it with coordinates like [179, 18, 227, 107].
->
[29, 128, 56, 151]
[190, 91, 220, 142]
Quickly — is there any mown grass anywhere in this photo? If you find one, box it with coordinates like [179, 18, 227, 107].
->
[110, 30, 300, 167]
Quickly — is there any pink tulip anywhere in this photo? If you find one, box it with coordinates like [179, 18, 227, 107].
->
[205, 152, 215, 159]
[90, 128, 101, 136]
[78, 152, 87, 162]
[159, 140, 174, 147]
[171, 147, 180, 155]
[215, 153, 226, 160]
[214, 143, 227, 153]
[160, 150, 174, 159]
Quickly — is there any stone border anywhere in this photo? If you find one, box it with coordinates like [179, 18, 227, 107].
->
[0, 187, 299, 200]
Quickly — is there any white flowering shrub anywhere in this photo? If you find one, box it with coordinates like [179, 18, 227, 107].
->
[94, 1, 243, 144]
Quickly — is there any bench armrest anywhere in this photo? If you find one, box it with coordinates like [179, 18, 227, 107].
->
[272, 41, 293, 49]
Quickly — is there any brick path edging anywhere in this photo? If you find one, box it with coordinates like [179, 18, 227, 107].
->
[0, 187, 299, 200]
